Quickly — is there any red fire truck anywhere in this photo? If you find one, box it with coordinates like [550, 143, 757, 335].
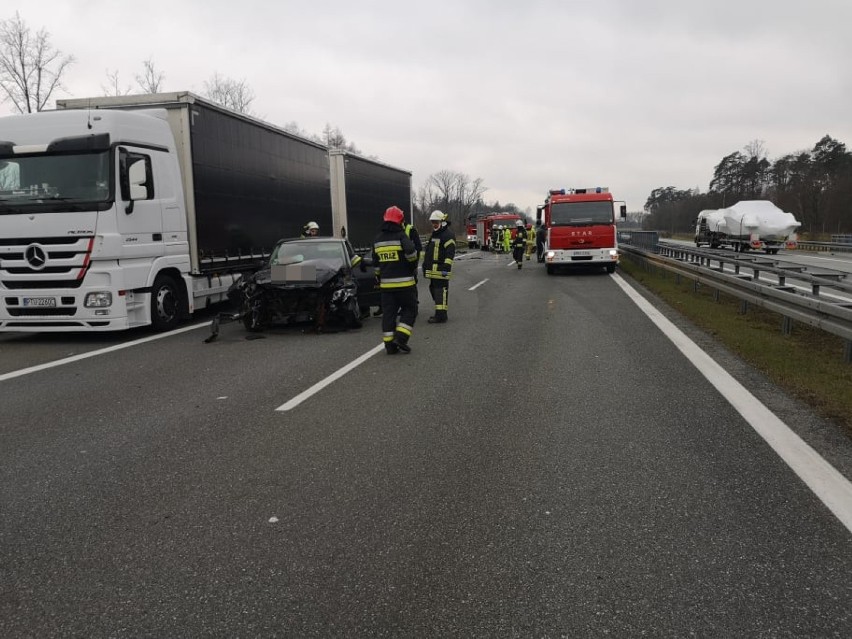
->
[465, 219, 479, 248]
[476, 213, 523, 251]
[536, 187, 626, 274]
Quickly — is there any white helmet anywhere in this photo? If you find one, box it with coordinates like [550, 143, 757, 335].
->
[516, 219, 524, 226]
[429, 210, 446, 223]
[306, 221, 319, 231]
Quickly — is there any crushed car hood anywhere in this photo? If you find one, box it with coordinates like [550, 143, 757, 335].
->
[251, 258, 347, 288]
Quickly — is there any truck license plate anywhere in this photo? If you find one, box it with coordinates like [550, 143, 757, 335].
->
[573, 251, 591, 256]
[22, 297, 57, 307]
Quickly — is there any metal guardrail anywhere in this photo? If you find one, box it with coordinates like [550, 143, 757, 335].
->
[796, 241, 852, 253]
[618, 242, 852, 363]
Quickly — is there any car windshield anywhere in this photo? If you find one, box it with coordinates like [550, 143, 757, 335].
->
[550, 201, 613, 226]
[271, 241, 346, 266]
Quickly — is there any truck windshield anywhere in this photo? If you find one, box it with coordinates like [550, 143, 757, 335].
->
[0, 152, 110, 209]
[550, 201, 613, 226]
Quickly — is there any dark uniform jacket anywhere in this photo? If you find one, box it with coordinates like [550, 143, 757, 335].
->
[372, 222, 418, 289]
[423, 224, 456, 280]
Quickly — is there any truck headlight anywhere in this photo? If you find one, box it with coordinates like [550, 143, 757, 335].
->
[546, 251, 555, 259]
[85, 292, 113, 308]
[609, 250, 618, 258]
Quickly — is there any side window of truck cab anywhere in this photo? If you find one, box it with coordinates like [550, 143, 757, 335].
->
[119, 148, 154, 203]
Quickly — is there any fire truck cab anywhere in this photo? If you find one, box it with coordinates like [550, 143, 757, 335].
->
[536, 187, 626, 274]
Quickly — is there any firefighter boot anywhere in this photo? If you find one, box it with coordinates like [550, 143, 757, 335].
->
[391, 338, 411, 354]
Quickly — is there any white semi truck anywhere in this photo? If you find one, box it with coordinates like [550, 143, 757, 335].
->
[0, 92, 411, 332]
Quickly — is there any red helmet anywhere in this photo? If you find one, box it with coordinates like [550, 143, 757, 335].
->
[384, 205, 404, 224]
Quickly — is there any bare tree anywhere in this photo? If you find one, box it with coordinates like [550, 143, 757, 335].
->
[0, 12, 74, 113]
[320, 123, 364, 155]
[135, 58, 164, 94]
[203, 72, 254, 114]
[101, 68, 131, 96]
[422, 170, 487, 228]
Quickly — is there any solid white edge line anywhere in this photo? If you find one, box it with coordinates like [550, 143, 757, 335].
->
[611, 272, 852, 534]
[0, 321, 209, 383]
[469, 279, 489, 291]
[275, 343, 385, 412]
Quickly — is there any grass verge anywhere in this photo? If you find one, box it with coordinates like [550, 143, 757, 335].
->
[619, 256, 852, 433]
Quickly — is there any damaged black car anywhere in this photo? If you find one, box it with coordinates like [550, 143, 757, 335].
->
[209, 237, 379, 338]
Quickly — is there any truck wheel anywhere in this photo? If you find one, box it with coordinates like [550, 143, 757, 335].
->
[606, 264, 616, 273]
[150, 275, 182, 331]
[546, 265, 554, 275]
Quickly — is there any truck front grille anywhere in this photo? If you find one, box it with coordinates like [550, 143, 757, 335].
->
[0, 237, 93, 290]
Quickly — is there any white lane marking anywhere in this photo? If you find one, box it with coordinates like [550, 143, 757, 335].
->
[507, 260, 517, 267]
[0, 322, 209, 383]
[275, 343, 385, 412]
[612, 273, 852, 534]
[798, 254, 852, 265]
[469, 279, 489, 291]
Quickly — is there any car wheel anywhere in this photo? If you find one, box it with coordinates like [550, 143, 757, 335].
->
[242, 298, 266, 332]
[343, 296, 363, 329]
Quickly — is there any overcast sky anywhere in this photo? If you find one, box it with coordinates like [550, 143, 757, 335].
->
[4, 0, 851, 213]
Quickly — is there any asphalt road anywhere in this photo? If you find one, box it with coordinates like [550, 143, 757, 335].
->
[2, 251, 851, 637]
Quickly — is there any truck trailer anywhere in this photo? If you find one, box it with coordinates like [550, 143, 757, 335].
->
[536, 187, 626, 274]
[329, 150, 412, 252]
[0, 92, 409, 332]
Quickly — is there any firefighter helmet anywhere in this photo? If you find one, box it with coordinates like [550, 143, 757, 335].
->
[383, 206, 404, 224]
[429, 210, 446, 223]
[516, 219, 524, 226]
[306, 221, 319, 231]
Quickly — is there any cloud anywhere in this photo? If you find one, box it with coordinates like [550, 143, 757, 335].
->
[3, 0, 851, 211]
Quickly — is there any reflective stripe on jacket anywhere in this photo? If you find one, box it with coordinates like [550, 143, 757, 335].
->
[423, 225, 456, 280]
[372, 223, 418, 289]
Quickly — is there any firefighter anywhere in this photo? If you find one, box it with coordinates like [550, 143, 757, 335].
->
[492, 225, 502, 252]
[373, 213, 421, 317]
[502, 225, 511, 254]
[423, 210, 455, 323]
[525, 224, 536, 260]
[301, 221, 319, 237]
[512, 220, 527, 269]
[371, 206, 418, 354]
[536, 221, 547, 263]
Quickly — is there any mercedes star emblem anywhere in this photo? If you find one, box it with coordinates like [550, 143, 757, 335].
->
[24, 244, 48, 270]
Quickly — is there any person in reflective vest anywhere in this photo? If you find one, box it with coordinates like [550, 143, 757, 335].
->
[512, 220, 527, 269]
[525, 224, 536, 260]
[371, 206, 419, 353]
[502, 226, 511, 254]
[423, 210, 455, 324]
[373, 217, 421, 317]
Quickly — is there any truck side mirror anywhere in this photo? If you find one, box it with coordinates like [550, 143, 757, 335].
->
[619, 205, 627, 219]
